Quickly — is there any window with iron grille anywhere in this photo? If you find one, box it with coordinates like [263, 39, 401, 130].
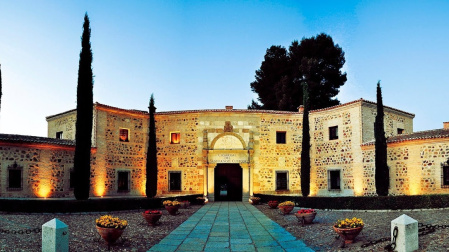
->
[329, 126, 338, 140]
[8, 163, 22, 190]
[276, 131, 286, 144]
[276, 171, 288, 190]
[117, 171, 130, 192]
[119, 128, 129, 142]
[328, 169, 341, 190]
[169, 171, 182, 191]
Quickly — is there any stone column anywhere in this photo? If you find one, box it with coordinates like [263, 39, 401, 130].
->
[240, 163, 250, 202]
[207, 164, 216, 201]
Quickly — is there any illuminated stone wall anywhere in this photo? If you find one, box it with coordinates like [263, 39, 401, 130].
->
[0, 144, 75, 198]
[362, 139, 449, 195]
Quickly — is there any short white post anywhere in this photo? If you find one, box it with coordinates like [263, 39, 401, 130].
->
[391, 214, 418, 252]
[42, 218, 69, 252]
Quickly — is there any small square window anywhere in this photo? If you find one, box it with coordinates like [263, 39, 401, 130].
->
[397, 128, 404, 135]
[56, 131, 63, 139]
[170, 132, 180, 144]
[169, 171, 182, 191]
[328, 170, 341, 190]
[119, 129, 129, 142]
[276, 171, 288, 190]
[117, 171, 130, 192]
[329, 126, 338, 140]
[8, 163, 22, 190]
[276, 131, 286, 144]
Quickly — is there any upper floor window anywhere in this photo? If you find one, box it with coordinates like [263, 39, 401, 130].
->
[56, 131, 63, 139]
[276, 171, 288, 190]
[119, 128, 129, 142]
[329, 126, 338, 140]
[276, 131, 286, 144]
[328, 169, 341, 190]
[8, 162, 22, 190]
[170, 132, 180, 144]
[397, 128, 404, 135]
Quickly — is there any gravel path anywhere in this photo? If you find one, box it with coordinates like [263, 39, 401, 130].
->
[255, 205, 449, 251]
[0, 206, 201, 252]
[1, 204, 449, 251]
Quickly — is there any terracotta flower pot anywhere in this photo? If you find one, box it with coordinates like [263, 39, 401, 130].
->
[142, 212, 162, 226]
[96, 225, 125, 245]
[268, 201, 279, 209]
[278, 205, 294, 215]
[333, 225, 364, 244]
[295, 212, 317, 224]
[165, 205, 180, 215]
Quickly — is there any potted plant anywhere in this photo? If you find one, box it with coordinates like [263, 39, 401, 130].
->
[278, 201, 295, 215]
[333, 217, 364, 244]
[249, 196, 261, 205]
[295, 209, 317, 225]
[95, 215, 128, 247]
[268, 200, 279, 209]
[180, 200, 190, 209]
[142, 210, 162, 226]
[163, 200, 181, 215]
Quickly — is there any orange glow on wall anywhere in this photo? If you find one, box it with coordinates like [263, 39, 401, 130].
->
[95, 183, 106, 197]
[354, 178, 363, 196]
[140, 179, 147, 196]
[37, 184, 51, 198]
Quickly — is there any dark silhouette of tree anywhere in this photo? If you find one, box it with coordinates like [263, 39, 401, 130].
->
[0, 64, 2, 113]
[300, 82, 311, 197]
[249, 33, 346, 111]
[375, 81, 389, 196]
[74, 13, 94, 200]
[146, 94, 158, 198]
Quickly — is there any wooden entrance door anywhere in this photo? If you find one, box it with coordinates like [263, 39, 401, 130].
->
[214, 164, 242, 201]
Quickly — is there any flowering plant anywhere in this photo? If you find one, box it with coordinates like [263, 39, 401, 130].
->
[250, 196, 261, 201]
[335, 217, 364, 229]
[163, 200, 180, 206]
[144, 210, 162, 215]
[96, 215, 128, 229]
[278, 201, 295, 207]
[297, 209, 316, 214]
[268, 200, 278, 204]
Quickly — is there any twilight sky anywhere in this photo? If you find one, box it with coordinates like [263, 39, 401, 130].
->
[0, 0, 448, 137]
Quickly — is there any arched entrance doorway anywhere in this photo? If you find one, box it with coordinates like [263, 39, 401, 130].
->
[214, 164, 242, 201]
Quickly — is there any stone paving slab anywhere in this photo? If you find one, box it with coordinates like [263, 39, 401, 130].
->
[148, 202, 314, 252]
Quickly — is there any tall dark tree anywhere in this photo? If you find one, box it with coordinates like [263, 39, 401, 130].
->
[375, 81, 389, 196]
[146, 94, 158, 198]
[249, 33, 346, 111]
[300, 82, 311, 197]
[74, 13, 94, 200]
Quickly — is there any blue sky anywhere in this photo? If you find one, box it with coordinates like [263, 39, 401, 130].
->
[0, 0, 448, 136]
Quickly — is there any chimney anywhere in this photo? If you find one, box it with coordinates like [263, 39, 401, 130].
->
[225, 106, 233, 110]
[298, 105, 304, 113]
[444, 122, 449, 129]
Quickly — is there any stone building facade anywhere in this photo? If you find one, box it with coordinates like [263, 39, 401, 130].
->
[1, 99, 448, 200]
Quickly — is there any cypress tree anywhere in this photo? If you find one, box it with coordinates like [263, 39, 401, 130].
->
[375, 81, 389, 196]
[300, 82, 311, 197]
[74, 13, 94, 200]
[146, 94, 158, 198]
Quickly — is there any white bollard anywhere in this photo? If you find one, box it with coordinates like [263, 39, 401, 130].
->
[42, 218, 69, 252]
[391, 214, 418, 252]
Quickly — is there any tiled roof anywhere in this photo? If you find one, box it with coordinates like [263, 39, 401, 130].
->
[362, 128, 449, 146]
[0, 134, 75, 146]
[310, 98, 415, 117]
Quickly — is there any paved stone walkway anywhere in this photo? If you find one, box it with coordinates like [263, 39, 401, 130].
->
[148, 202, 314, 252]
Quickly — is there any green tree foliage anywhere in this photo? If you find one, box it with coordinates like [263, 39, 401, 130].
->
[300, 82, 311, 197]
[375, 82, 389, 196]
[249, 33, 346, 111]
[146, 94, 158, 198]
[74, 13, 94, 200]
